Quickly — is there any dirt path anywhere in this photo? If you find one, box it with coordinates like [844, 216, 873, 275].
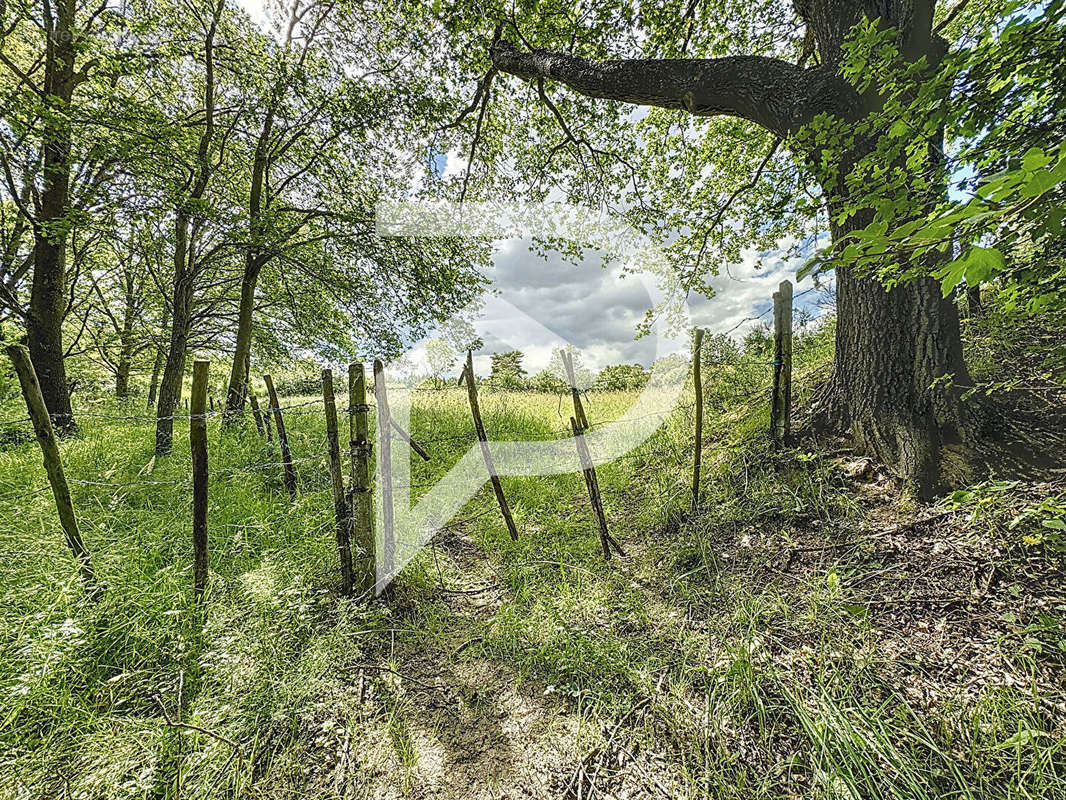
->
[333, 525, 584, 800]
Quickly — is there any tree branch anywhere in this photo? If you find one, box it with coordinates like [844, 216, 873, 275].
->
[489, 40, 819, 137]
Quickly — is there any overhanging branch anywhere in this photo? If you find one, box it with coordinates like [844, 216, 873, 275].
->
[490, 39, 818, 137]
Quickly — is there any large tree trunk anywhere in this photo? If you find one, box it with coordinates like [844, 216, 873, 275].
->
[28, 236, 75, 435]
[488, 0, 981, 496]
[28, 0, 79, 435]
[828, 208, 971, 496]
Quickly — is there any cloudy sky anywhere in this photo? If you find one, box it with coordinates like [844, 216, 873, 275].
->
[407, 231, 827, 378]
[398, 153, 830, 377]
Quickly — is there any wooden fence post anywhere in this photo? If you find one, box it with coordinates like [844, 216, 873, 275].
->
[261, 395, 274, 442]
[691, 328, 704, 515]
[562, 350, 589, 431]
[770, 279, 793, 447]
[349, 363, 374, 593]
[373, 360, 394, 581]
[571, 417, 623, 559]
[190, 359, 210, 602]
[323, 368, 353, 595]
[248, 392, 266, 438]
[5, 344, 98, 595]
[461, 350, 519, 540]
[263, 374, 297, 499]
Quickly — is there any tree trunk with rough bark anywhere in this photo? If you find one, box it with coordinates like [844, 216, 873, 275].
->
[223, 256, 262, 420]
[28, 0, 79, 435]
[489, 0, 974, 496]
[155, 215, 195, 455]
[224, 99, 275, 422]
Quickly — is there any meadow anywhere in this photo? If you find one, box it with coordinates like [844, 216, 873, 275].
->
[2, 322, 1065, 799]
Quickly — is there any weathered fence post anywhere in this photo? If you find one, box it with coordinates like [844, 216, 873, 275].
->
[248, 392, 266, 438]
[5, 344, 98, 595]
[261, 395, 274, 442]
[562, 350, 589, 431]
[263, 374, 297, 499]
[372, 360, 394, 582]
[691, 328, 704, 515]
[323, 368, 354, 595]
[770, 279, 793, 447]
[571, 417, 623, 559]
[349, 363, 374, 593]
[190, 359, 210, 602]
[461, 350, 519, 540]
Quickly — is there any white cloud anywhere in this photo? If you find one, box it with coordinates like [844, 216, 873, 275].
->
[410, 234, 831, 377]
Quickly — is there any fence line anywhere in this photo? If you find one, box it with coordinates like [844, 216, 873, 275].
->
[4, 281, 802, 601]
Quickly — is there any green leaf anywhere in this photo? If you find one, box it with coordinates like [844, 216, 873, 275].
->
[962, 246, 1005, 285]
[1022, 147, 1051, 171]
[996, 729, 1047, 749]
[933, 259, 968, 297]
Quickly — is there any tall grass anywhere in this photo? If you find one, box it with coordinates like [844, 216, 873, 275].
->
[1, 322, 1063, 798]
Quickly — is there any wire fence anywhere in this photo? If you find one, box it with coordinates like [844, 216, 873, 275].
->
[4, 280, 814, 594]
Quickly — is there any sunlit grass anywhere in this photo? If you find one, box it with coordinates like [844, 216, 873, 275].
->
[1, 323, 1064, 798]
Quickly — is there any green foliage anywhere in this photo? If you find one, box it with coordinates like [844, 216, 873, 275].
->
[269, 360, 325, 397]
[548, 346, 594, 390]
[946, 481, 1066, 550]
[799, 1, 1066, 326]
[488, 350, 527, 389]
[593, 363, 648, 391]
[528, 368, 567, 393]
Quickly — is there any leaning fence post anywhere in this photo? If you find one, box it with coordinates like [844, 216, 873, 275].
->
[391, 419, 430, 461]
[563, 350, 589, 431]
[263, 374, 297, 499]
[190, 359, 210, 602]
[461, 350, 519, 540]
[770, 279, 793, 446]
[571, 417, 623, 559]
[691, 328, 704, 514]
[373, 360, 394, 584]
[5, 344, 98, 596]
[349, 363, 374, 593]
[248, 392, 266, 438]
[323, 368, 354, 595]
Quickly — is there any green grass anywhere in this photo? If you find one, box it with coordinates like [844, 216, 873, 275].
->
[2, 326, 1065, 798]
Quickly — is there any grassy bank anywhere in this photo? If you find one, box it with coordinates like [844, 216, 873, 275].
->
[2, 323, 1065, 799]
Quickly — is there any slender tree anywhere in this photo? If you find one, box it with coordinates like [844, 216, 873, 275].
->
[154, 0, 228, 454]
